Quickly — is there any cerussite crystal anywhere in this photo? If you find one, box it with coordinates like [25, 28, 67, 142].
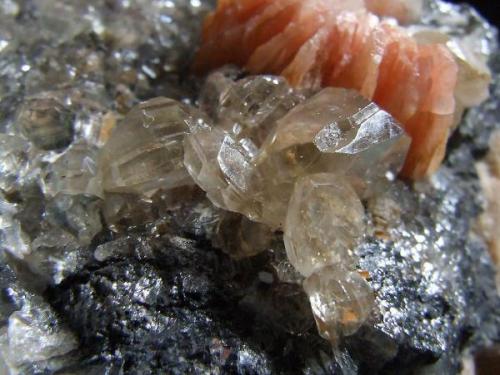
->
[185, 81, 410, 229]
[0, 135, 30, 194]
[303, 265, 374, 341]
[202, 74, 306, 146]
[184, 75, 407, 342]
[42, 142, 102, 198]
[100, 97, 210, 197]
[284, 173, 365, 277]
[184, 74, 307, 227]
[266, 88, 410, 196]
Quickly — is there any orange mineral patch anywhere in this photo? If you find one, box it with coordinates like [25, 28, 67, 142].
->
[194, 0, 460, 180]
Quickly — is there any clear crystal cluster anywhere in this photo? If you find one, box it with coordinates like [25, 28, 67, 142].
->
[186, 83, 410, 229]
[0, 0, 497, 373]
[184, 72, 410, 341]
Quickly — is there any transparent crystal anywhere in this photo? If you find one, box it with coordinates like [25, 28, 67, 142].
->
[100, 97, 210, 197]
[27, 228, 85, 285]
[268, 246, 305, 285]
[42, 142, 103, 198]
[93, 236, 143, 262]
[284, 173, 366, 277]
[268, 88, 411, 192]
[102, 192, 157, 233]
[0, 196, 30, 258]
[303, 265, 374, 341]
[15, 97, 74, 150]
[43, 194, 102, 246]
[203, 73, 307, 147]
[186, 84, 410, 229]
[198, 67, 242, 119]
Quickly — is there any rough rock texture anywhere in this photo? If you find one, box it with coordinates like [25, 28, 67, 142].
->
[47, 236, 337, 374]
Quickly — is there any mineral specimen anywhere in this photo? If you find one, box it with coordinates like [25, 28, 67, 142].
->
[0, 196, 30, 258]
[284, 173, 375, 343]
[193, 0, 491, 180]
[200, 72, 306, 146]
[42, 142, 102, 198]
[213, 211, 275, 259]
[0, 135, 29, 194]
[304, 265, 374, 341]
[184, 74, 410, 344]
[0, 262, 78, 374]
[0, 0, 498, 374]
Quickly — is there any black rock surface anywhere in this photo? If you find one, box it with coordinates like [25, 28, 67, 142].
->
[47, 237, 337, 374]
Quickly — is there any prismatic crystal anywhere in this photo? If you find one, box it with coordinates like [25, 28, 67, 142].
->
[184, 73, 410, 343]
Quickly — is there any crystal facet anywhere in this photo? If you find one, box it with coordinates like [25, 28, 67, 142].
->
[303, 265, 375, 341]
[213, 211, 275, 260]
[100, 97, 210, 197]
[185, 79, 410, 229]
[42, 142, 102, 198]
[0, 135, 30, 193]
[284, 173, 366, 277]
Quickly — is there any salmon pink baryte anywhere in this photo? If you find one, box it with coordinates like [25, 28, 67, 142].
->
[193, 0, 491, 180]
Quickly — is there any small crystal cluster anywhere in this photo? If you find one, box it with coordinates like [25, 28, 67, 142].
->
[184, 72, 410, 341]
[0, 0, 498, 373]
[193, 0, 493, 180]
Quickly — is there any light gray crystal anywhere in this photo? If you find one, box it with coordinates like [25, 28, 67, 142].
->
[15, 97, 74, 150]
[213, 211, 275, 259]
[303, 265, 375, 342]
[0, 294, 78, 374]
[43, 194, 102, 246]
[202, 73, 306, 147]
[42, 142, 103, 198]
[0, 195, 30, 258]
[0, 134, 30, 193]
